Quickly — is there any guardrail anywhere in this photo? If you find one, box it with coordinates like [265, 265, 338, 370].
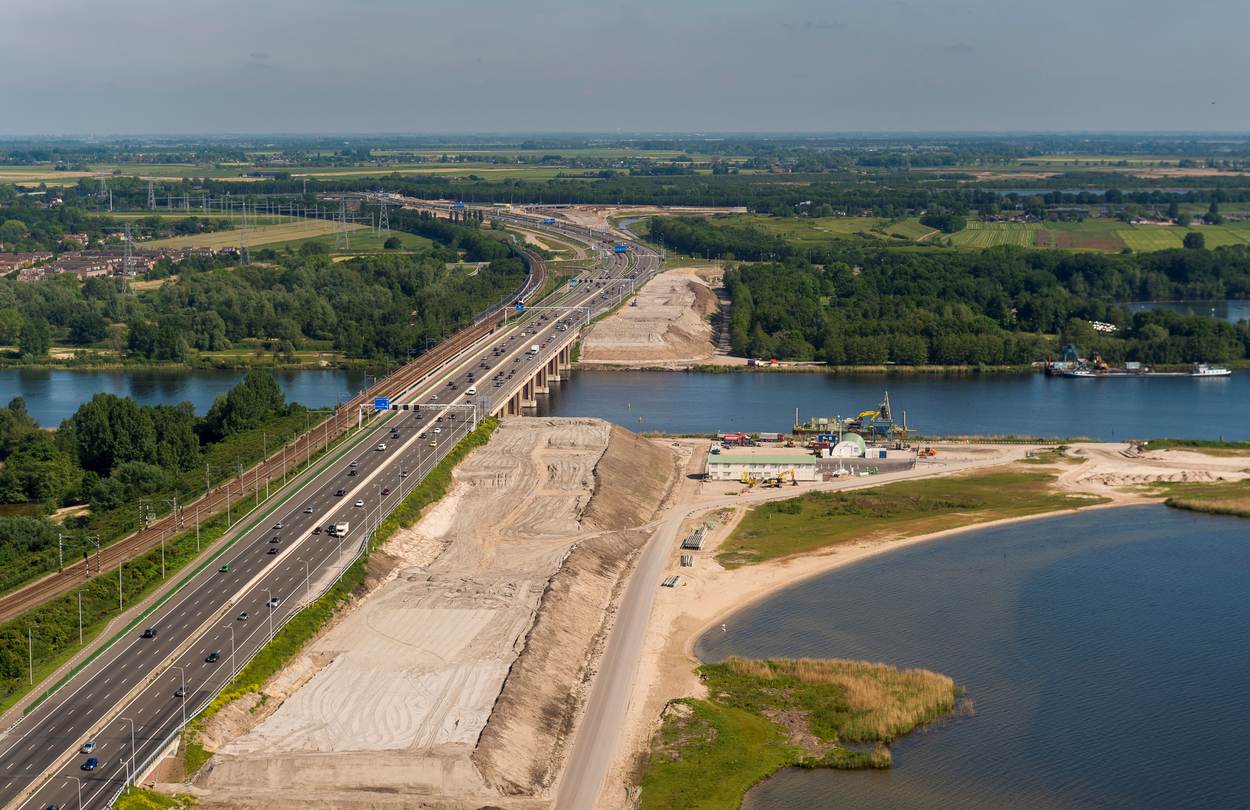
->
[104, 415, 475, 809]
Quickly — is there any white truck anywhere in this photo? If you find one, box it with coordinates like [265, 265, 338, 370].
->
[528, 344, 540, 355]
[328, 521, 349, 537]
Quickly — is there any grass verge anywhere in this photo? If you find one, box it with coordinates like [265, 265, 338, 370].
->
[114, 786, 197, 809]
[1156, 479, 1250, 519]
[717, 469, 1107, 568]
[639, 657, 957, 810]
[1138, 438, 1250, 456]
[176, 417, 499, 777]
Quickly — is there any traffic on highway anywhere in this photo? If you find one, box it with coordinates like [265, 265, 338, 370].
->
[0, 212, 659, 810]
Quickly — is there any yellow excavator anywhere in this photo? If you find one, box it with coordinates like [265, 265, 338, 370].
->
[739, 470, 759, 488]
[762, 469, 798, 488]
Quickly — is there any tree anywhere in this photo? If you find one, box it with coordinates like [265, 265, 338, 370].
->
[1204, 200, 1223, 225]
[200, 369, 287, 442]
[18, 318, 50, 358]
[383, 236, 402, 249]
[0, 309, 21, 344]
[1183, 232, 1206, 250]
[67, 310, 108, 345]
[1167, 201, 1180, 220]
[0, 219, 27, 245]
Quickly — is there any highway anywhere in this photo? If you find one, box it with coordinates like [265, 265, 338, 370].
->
[1, 215, 659, 810]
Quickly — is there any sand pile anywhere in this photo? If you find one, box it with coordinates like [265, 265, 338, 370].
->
[580, 269, 721, 364]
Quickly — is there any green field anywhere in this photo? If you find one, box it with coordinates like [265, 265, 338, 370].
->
[142, 218, 353, 250]
[717, 470, 1106, 568]
[949, 221, 1043, 248]
[258, 226, 432, 255]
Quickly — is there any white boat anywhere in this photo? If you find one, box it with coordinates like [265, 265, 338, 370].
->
[1191, 364, 1232, 377]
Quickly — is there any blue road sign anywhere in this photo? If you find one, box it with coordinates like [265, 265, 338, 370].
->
[374, 396, 390, 411]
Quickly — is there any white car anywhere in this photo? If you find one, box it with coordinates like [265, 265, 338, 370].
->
[80, 741, 96, 754]
[268, 597, 281, 608]
[433, 427, 442, 434]
[376, 443, 387, 451]
[354, 499, 365, 508]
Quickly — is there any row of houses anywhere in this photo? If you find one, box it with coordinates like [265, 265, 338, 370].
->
[7, 246, 215, 282]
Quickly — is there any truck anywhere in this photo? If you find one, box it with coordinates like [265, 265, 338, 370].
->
[612, 244, 628, 254]
[542, 217, 558, 224]
[328, 522, 349, 537]
[528, 344, 540, 355]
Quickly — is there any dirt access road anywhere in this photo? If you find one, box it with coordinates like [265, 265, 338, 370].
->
[182, 417, 676, 809]
[584, 442, 1250, 808]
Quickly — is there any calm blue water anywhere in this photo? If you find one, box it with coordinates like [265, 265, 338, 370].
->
[0, 368, 368, 426]
[695, 507, 1250, 810]
[1124, 299, 1250, 323]
[542, 370, 1249, 440]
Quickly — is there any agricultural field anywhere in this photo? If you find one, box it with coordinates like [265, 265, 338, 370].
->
[1117, 223, 1250, 252]
[949, 221, 1043, 248]
[141, 218, 355, 250]
[261, 226, 432, 255]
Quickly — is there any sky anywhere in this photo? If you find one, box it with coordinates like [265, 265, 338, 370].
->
[1, 0, 1246, 135]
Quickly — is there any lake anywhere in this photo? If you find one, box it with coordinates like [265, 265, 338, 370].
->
[695, 506, 1250, 809]
[541, 369, 1250, 440]
[0, 368, 368, 426]
[1124, 299, 1250, 323]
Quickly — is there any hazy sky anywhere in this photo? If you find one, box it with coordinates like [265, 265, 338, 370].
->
[2, 0, 1246, 135]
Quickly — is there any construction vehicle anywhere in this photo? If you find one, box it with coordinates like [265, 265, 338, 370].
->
[739, 470, 758, 488]
[762, 469, 798, 488]
[920, 447, 937, 457]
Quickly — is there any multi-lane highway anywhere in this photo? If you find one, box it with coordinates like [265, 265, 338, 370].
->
[2, 214, 659, 810]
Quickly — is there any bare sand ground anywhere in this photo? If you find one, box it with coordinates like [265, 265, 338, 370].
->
[594, 441, 1250, 806]
[555, 205, 747, 235]
[184, 418, 676, 809]
[580, 267, 738, 368]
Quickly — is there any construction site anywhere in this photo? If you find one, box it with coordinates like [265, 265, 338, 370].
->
[178, 417, 678, 809]
[706, 391, 930, 490]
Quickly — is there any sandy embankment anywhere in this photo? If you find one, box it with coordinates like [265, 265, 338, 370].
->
[596, 442, 1250, 806]
[579, 266, 744, 368]
[187, 417, 676, 809]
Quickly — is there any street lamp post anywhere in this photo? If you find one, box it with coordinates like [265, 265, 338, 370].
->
[67, 775, 81, 808]
[122, 716, 136, 786]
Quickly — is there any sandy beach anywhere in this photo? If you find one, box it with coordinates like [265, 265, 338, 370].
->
[594, 441, 1250, 806]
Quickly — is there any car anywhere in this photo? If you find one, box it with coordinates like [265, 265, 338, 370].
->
[376, 443, 387, 451]
[381, 487, 391, 496]
[268, 596, 281, 608]
[81, 757, 98, 771]
[312, 526, 322, 535]
[336, 488, 346, 496]
[80, 741, 96, 754]
[267, 547, 278, 555]
[354, 499, 364, 508]
[43, 803, 59, 810]
[429, 440, 437, 447]
[348, 469, 357, 476]
[433, 427, 442, 434]
[175, 687, 187, 698]
[304, 505, 314, 514]
[350, 460, 359, 468]
[429, 395, 438, 402]
[238, 611, 249, 621]
[219, 564, 230, 573]
[269, 535, 281, 543]
[141, 627, 157, 639]
[206, 651, 221, 663]
[400, 470, 409, 478]
[418, 431, 427, 438]
[274, 521, 285, 530]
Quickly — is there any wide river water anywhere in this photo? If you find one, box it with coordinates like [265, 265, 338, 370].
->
[695, 506, 1250, 809]
[541, 369, 1250, 440]
[0, 368, 368, 426]
[4, 367, 1248, 439]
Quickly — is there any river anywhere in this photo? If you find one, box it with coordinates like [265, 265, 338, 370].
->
[694, 506, 1250, 809]
[5, 366, 1248, 439]
[0, 368, 368, 426]
[541, 369, 1250, 440]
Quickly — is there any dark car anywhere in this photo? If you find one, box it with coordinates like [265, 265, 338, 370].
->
[141, 627, 157, 639]
[267, 547, 278, 555]
[269, 535, 281, 543]
[348, 468, 358, 477]
[336, 488, 346, 496]
[312, 526, 322, 535]
[206, 651, 221, 663]
[381, 487, 391, 496]
[81, 757, 98, 771]
[175, 687, 187, 698]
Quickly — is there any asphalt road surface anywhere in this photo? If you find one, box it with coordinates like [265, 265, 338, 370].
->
[2, 219, 658, 810]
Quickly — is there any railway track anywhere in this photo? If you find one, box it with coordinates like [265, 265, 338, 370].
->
[0, 252, 547, 624]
